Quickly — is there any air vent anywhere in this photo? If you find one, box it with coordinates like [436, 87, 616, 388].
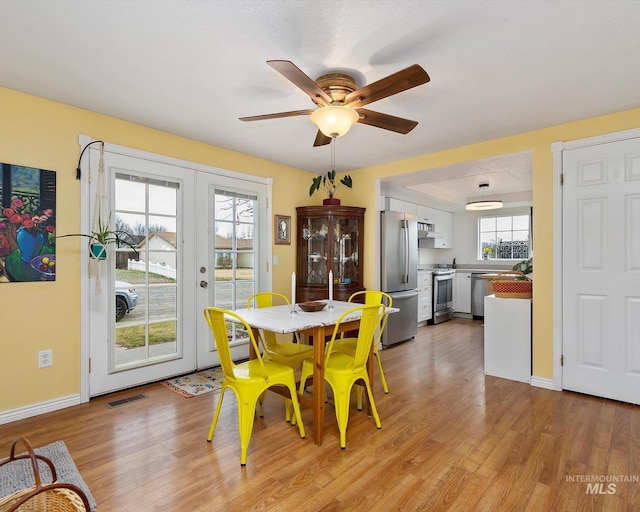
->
[106, 393, 147, 408]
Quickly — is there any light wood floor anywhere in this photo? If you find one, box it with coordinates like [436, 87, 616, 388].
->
[1, 319, 639, 511]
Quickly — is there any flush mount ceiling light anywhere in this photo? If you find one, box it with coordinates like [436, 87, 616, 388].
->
[466, 182, 503, 211]
[310, 106, 360, 138]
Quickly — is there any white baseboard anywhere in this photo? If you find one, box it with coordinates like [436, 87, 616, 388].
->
[0, 394, 81, 425]
[529, 376, 557, 390]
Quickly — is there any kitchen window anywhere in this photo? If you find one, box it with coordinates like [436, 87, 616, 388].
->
[478, 214, 530, 260]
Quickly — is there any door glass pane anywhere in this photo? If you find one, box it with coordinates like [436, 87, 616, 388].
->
[213, 189, 257, 345]
[300, 216, 328, 285]
[336, 217, 360, 284]
[113, 172, 180, 370]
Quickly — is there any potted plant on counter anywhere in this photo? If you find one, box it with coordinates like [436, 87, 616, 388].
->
[512, 257, 533, 278]
[309, 170, 353, 205]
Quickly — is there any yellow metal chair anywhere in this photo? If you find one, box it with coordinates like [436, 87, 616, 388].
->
[203, 307, 306, 466]
[298, 303, 385, 449]
[332, 291, 393, 400]
[247, 292, 314, 421]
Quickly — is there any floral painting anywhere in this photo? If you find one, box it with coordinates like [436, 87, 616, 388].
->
[0, 163, 56, 282]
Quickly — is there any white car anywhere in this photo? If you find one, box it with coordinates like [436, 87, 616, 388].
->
[115, 280, 138, 321]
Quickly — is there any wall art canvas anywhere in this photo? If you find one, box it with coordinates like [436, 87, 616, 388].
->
[0, 163, 57, 282]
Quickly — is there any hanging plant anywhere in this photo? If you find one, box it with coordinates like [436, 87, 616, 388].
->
[57, 213, 138, 259]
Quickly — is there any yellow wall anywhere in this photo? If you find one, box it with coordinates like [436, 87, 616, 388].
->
[347, 108, 640, 380]
[2, 84, 639, 416]
[0, 87, 311, 411]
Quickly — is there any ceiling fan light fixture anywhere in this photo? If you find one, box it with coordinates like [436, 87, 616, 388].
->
[310, 106, 359, 138]
[465, 182, 503, 211]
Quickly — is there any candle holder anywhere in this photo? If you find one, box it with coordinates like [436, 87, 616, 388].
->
[290, 302, 297, 315]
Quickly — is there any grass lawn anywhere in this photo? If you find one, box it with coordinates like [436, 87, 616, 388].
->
[116, 321, 176, 348]
[116, 269, 174, 284]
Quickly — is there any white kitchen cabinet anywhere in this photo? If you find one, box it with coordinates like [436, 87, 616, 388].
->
[385, 197, 416, 216]
[484, 295, 531, 383]
[386, 197, 404, 213]
[417, 207, 454, 249]
[387, 200, 453, 248]
[402, 201, 417, 216]
[435, 210, 453, 248]
[417, 270, 432, 324]
[416, 205, 432, 223]
[453, 271, 471, 314]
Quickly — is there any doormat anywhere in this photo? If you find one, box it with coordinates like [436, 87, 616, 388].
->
[0, 440, 97, 512]
[161, 367, 224, 398]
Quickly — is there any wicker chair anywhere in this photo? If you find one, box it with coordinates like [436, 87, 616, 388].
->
[0, 438, 90, 512]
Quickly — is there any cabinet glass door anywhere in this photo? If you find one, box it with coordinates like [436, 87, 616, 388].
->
[333, 217, 360, 284]
[300, 216, 328, 284]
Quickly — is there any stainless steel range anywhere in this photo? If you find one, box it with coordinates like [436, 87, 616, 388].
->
[429, 269, 455, 324]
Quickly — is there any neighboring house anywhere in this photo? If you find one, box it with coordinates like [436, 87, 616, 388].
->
[130, 231, 253, 272]
[135, 232, 177, 268]
[214, 234, 254, 269]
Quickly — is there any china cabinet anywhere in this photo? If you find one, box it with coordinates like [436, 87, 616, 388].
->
[295, 205, 365, 302]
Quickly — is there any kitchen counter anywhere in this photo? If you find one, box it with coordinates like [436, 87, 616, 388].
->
[451, 268, 513, 273]
[417, 266, 513, 272]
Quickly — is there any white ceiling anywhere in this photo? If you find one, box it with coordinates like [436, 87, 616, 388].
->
[1, 0, 639, 206]
[382, 150, 534, 211]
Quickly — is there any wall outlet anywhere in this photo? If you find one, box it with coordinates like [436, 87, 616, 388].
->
[38, 349, 53, 368]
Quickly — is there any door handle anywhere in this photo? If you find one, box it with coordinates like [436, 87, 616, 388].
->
[200, 280, 208, 289]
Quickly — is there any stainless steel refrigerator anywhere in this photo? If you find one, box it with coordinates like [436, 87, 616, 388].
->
[380, 210, 419, 347]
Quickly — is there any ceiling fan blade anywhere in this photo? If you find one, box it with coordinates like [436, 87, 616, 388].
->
[355, 108, 418, 134]
[344, 64, 430, 108]
[267, 60, 333, 106]
[313, 130, 332, 147]
[239, 109, 314, 122]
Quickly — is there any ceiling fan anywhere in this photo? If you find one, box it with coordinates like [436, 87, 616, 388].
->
[240, 60, 430, 147]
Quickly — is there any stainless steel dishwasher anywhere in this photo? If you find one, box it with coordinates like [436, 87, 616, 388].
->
[471, 273, 489, 319]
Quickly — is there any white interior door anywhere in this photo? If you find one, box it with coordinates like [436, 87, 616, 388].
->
[562, 136, 640, 404]
[195, 172, 271, 368]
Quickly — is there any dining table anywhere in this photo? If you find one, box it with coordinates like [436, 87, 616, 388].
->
[229, 299, 398, 446]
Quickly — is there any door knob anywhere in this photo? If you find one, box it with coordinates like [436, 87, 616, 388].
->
[200, 280, 208, 289]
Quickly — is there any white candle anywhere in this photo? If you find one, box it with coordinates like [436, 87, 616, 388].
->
[291, 272, 296, 304]
[329, 270, 333, 302]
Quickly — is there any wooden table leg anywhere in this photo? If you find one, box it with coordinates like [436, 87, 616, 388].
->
[312, 325, 325, 446]
[249, 328, 260, 359]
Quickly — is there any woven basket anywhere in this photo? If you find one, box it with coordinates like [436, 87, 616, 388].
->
[0, 438, 90, 512]
[492, 271, 532, 299]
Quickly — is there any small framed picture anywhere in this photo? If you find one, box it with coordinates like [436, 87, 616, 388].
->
[275, 215, 291, 245]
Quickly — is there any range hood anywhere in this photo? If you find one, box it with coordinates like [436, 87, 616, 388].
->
[417, 221, 443, 239]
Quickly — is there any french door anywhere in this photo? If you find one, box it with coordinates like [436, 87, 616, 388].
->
[195, 173, 270, 368]
[83, 141, 270, 396]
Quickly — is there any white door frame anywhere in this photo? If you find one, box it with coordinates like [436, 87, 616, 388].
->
[78, 135, 273, 402]
[551, 127, 640, 392]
